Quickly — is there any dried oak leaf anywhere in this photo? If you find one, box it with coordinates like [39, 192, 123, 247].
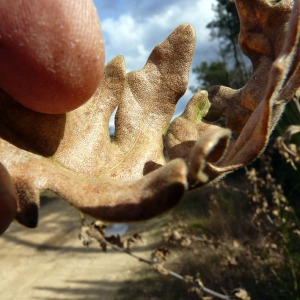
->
[151, 247, 171, 263]
[0, 24, 195, 227]
[275, 124, 300, 167]
[1, 1, 299, 228]
[166, 0, 300, 186]
[232, 288, 251, 300]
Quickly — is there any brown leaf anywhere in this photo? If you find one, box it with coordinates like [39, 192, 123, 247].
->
[132, 233, 142, 241]
[105, 235, 123, 249]
[232, 288, 251, 300]
[181, 237, 192, 248]
[152, 247, 171, 263]
[78, 225, 92, 247]
[0, 2, 299, 227]
[153, 263, 170, 276]
[283, 125, 300, 140]
[172, 230, 182, 240]
[226, 255, 239, 266]
[100, 241, 107, 252]
[0, 24, 194, 226]
[166, 0, 300, 186]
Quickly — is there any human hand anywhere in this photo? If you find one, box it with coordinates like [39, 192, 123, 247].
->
[0, 0, 105, 114]
[0, 0, 105, 233]
[0, 164, 17, 235]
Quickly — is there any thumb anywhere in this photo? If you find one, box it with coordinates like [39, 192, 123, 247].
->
[0, 0, 105, 114]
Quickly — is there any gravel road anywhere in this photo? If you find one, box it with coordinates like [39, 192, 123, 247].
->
[0, 195, 150, 300]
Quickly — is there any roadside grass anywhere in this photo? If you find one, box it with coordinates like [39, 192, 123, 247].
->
[114, 167, 300, 300]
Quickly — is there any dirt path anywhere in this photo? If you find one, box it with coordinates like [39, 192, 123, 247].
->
[0, 195, 154, 300]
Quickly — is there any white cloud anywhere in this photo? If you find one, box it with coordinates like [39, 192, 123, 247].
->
[99, 1, 217, 68]
[101, 14, 148, 70]
[94, 0, 219, 117]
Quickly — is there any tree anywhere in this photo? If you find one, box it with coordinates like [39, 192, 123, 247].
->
[190, 61, 229, 93]
[191, 0, 251, 91]
[193, 0, 300, 216]
[207, 0, 241, 69]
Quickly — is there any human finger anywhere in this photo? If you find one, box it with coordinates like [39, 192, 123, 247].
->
[0, 164, 17, 235]
[0, 0, 105, 114]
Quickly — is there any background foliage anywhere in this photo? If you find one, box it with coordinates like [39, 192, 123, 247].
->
[113, 1, 300, 299]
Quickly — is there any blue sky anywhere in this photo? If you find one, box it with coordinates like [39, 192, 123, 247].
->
[93, 0, 218, 117]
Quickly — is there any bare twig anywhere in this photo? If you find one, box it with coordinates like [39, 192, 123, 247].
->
[101, 235, 231, 300]
[79, 217, 234, 300]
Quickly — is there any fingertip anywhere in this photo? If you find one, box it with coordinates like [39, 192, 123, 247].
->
[0, 0, 105, 114]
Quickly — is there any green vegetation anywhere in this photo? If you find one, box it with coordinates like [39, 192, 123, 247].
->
[114, 2, 300, 298]
[190, 0, 251, 93]
[114, 153, 300, 299]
